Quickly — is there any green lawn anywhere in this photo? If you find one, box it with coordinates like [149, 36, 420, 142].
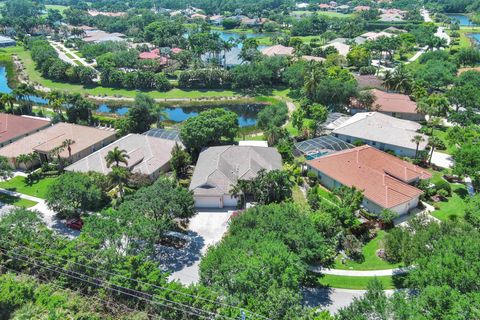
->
[431, 183, 469, 221]
[0, 176, 58, 199]
[334, 230, 403, 270]
[45, 5, 69, 14]
[6, 46, 239, 99]
[431, 128, 456, 155]
[318, 11, 353, 18]
[0, 192, 37, 208]
[317, 274, 404, 290]
[292, 185, 307, 205]
[317, 186, 340, 205]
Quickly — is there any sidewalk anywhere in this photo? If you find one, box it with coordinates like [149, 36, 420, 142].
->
[309, 265, 412, 277]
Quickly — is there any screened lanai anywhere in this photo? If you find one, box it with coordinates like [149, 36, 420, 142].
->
[295, 135, 354, 160]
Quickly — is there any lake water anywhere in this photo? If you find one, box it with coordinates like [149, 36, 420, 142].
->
[0, 67, 48, 104]
[97, 103, 261, 127]
[185, 30, 270, 65]
[0, 64, 261, 127]
[469, 33, 480, 45]
[446, 14, 474, 26]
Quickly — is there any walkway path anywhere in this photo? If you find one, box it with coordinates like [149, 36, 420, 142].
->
[0, 188, 79, 238]
[49, 40, 96, 69]
[309, 265, 411, 276]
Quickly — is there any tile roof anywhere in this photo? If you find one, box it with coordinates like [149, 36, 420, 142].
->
[0, 114, 50, 145]
[261, 45, 294, 57]
[362, 89, 419, 114]
[307, 145, 431, 209]
[189, 145, 282, 196]
[332, 112, 428, 150]
[0, 123, 116, 159]
[65, 134, 179, 176]
[322, 42, 350, 56]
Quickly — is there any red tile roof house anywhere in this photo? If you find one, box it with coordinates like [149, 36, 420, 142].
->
[307, 145, 432, 216]
[138, 49, 169, 65]
[0, 113, 51, 148]
[351, 89, 425, 122]
[0, 123, 117, 170]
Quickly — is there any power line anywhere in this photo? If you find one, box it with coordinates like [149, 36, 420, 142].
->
[0, 239, 269, 320]
[0, 246, 230, 320]
[0, 265, 163, 320]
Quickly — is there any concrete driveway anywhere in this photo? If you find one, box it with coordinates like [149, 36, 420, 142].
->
[165, 210, 232, 285]
[430, 151, 454, 169]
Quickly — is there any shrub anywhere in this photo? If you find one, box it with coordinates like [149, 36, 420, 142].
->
[359, 65, 376, 75]
[434, 179, 452, 197]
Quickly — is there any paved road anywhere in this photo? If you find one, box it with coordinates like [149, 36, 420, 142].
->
[309, 266, 411, 276]
[302, 287, 396, 314]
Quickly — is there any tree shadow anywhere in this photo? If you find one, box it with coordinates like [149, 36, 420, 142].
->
[301, 286, 334, 308]
[154, 231, 205, 272]
[454, 187, 469, 199]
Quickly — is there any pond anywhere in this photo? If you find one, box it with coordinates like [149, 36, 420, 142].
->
[0, 67, 48, 105]
[0, 66, 262, 127]
[97, 103, 262, 127]
[469, 33, 480, 45]
[446, 14, 475, 26]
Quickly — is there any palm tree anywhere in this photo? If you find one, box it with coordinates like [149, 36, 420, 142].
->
[61, 139, 75, 163]
[108, 166, 130, 200]
[105, 147, 130, 168]
[16, 154, 31, 171]
[304, 66, 320, 100]
[411, 135, 426, 159]
[230, 180, 250, 209]
[1, 93, 16, 112]
[428, 136, 442, 165]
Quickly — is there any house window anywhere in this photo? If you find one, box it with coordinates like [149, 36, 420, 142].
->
[372, 141, 376, 146]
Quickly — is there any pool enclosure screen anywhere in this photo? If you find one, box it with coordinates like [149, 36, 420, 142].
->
[295, 135, 354, 160]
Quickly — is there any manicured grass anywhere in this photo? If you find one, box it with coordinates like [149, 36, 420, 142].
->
[431, 183, 469, 221]
[292, 185, 307, 205]
[334, 230, 403, 270]
[432, 128, 456, 155]
[45, 5, 69, 14]
[317, 274, 402, 290]
[317, 186, 340, 205]
[0, 192, 37, 208]
[317, 11, 353, 18]
[9, 46, 240, 99]
[65, 52, 75, 60]
[0, 176, 58, 199]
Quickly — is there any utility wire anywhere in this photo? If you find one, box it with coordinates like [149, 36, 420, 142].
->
[0, 265, 164, 320]
[0, 239, 270, 320]
[0, 246, 226, 320]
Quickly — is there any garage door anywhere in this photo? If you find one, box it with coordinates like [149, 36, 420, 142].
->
[223, 195, 238, 208]
[195, 196, 222, 208]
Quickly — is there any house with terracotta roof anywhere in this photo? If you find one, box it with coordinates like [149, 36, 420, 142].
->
[331, 112, 428, 157]
[307, 145, 431, 215]
[351, 89, 425, 121]
[189, 145, 282, 208]
[261, 45, 294, 57]
[66, 134, 179, 178]
[0, 123, 116, 170]
[0, 114, 51, 148]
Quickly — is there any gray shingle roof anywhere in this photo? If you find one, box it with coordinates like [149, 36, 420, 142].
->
[65, 134, 180, 176]
[189, 145, 282, 196]
[332, 112, 428, 150]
